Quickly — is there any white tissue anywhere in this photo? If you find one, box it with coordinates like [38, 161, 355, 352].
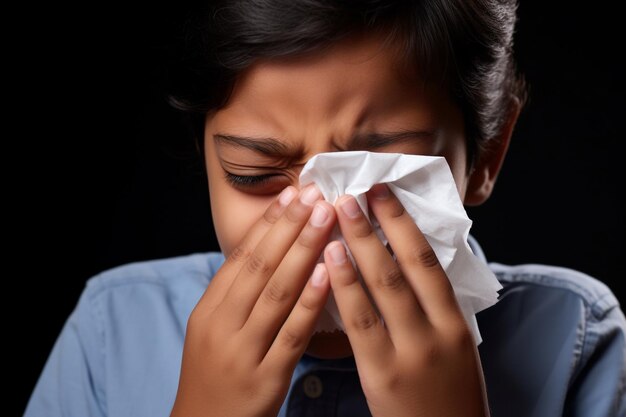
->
[299, 151, 502, 344]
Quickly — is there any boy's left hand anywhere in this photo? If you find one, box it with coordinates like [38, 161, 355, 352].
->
[324, 183, 489, 417]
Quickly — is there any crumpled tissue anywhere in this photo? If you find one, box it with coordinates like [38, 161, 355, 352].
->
[299, 151, 502, 344]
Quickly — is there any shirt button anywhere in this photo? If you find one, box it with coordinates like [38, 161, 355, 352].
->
[303, 374, 323, 399]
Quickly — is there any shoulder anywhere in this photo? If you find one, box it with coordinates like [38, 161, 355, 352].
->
[489, 262, 620, 320]
[28, 253, 226, 416]
[68, 252, 226, 371]
[478, 262, 624, 362]
[74, 252, 226, 332]
[82, 252, 225, 301]
[479, 263, 626, 416]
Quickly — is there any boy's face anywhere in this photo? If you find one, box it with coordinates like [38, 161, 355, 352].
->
[204, 34, 474, 357]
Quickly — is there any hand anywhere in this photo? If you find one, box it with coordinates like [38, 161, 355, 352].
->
[171, 185, 336, 417]
[324, 183, 489, 417]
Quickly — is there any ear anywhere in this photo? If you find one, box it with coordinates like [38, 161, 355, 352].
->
[464, 98, 521, 206]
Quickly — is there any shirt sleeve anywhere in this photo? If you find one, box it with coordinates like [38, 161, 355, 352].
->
[565, 301, 626, 417]
[24, 285, 106, 417]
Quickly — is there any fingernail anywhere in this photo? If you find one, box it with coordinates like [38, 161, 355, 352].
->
[311, 264, 327, 287]
[370, 183, 390, 199]
[339, 197, 360, 218]
[300, 185, 321, 206]
[278, 186, 298, 206]
[309, 203, 329, 227]
[328, 241, 347, 264]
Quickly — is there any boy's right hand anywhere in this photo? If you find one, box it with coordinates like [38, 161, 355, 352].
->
[170, 185, 336, 417]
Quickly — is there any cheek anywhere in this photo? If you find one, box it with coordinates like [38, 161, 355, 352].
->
[438, 132, 470, 200]
[210, 187, 274, 257]
[448, 153, 469, 198]
[205, 133, 271, 256]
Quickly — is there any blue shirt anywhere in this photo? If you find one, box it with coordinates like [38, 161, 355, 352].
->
[24, 238, 626, 417]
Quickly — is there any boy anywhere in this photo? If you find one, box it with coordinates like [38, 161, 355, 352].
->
[25, 1, 626, 416]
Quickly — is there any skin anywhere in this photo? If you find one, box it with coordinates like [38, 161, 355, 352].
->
[171, 33, 518, 417]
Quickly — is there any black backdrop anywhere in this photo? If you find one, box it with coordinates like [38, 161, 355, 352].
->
[13, 1, 625, 415]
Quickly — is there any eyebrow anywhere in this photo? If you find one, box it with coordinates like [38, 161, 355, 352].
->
[213, 129, 434, 156]
[348, 130, 435, 149]
[214, 134, 301, 158]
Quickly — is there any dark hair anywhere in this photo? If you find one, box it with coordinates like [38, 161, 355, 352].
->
[168, 0, 526, 165]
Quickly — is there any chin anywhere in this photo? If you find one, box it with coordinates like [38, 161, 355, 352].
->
[305, 329, 354, 359]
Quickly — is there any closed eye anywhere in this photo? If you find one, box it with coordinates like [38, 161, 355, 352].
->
[224, 172, 276, 187]
[223, 171, 293, 196]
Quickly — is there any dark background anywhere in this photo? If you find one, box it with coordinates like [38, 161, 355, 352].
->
[13, 1, 625, 415]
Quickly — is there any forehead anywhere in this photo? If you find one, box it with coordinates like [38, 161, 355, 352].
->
[214, 34, 442, 135]
[232, 35, 408, 104]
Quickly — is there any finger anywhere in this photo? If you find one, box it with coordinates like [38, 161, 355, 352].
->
[366, 183, 462, 325]
[198, 186, 299, 311]
[263, 264, 330, 378]
[217, 184, 323, 329]
[244, 200, 336, 357]
[334, 194, 429, 338]
[324, 241, 394, 367]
